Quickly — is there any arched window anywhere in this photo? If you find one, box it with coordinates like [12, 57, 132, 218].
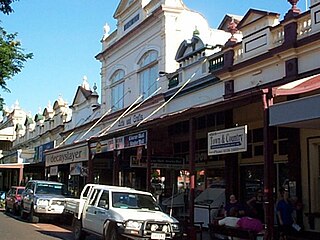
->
[110, 70, 125, 110]
[138, 50, 158, 99]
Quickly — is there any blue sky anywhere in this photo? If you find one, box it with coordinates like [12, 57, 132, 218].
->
[0, 0, 308, 115]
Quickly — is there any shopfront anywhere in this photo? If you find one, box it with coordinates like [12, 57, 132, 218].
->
[45, 141, 89, 197]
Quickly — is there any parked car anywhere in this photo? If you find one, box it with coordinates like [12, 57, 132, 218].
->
[5, 186, 25, 215]
[0, 191, 6, 209]
[65, 184, 181, 240]
[20, 180, 69, 223]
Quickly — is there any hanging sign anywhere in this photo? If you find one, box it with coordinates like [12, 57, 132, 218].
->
[208, 125, 247, 155]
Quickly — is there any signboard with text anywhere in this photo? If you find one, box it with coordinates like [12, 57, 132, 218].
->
[208, 125, 247, 155]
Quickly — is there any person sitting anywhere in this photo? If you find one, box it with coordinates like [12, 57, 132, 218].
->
[237, 216, 264, 233]
[219, 207, 240, 227]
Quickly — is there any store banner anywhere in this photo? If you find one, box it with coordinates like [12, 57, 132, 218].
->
[208, 125, 247, 155]
[50, 166, 58, 176]
[70, 162, 82, 175]
[45, 144, 88, 167]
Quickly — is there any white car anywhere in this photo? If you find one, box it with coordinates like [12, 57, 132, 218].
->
[65, 184, 182, 240]
[20, 180, 69, 223]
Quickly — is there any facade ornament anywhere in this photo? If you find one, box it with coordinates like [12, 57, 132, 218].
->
[288, 0, 300, 11]
[81, 75, 90, 90]
[225, 17, 238, 47]
[102, 23, 110, 40]
[285, 0, 301, 19]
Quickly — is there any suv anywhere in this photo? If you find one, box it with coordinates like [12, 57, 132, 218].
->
[20, 180, 69, 223]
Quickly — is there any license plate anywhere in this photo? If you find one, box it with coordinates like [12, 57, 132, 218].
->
[151, 232, 165, 239]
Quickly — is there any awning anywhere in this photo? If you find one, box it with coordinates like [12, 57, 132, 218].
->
[0, 126, 14, 141]
[272, 74, 320, 96]
[269, 74, 320, 128]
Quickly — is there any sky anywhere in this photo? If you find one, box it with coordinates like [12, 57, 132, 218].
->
[0, 0, 309, 115]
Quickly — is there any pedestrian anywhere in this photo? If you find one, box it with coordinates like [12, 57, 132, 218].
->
[224, 194, 246, 217]
[276, 187, 296, 240]
[246, 189, 264, 222]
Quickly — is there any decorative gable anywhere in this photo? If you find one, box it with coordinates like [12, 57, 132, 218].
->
[175, 36, 205, 62]
[236, 9, 280, 37]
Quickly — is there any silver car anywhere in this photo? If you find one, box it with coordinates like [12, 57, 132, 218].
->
[20, 180, 69, 223]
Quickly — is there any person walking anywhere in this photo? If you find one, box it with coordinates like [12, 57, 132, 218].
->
[246, 189, 265, 223]
[276, 187, 295, 240]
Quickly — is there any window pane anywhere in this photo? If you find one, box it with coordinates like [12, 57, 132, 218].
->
[112, 82, 124, 110]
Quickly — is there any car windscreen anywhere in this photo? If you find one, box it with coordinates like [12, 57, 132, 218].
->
[17, 188, 24, 194]
[112, 192, 161, 211]
[35, 183, 68, 195]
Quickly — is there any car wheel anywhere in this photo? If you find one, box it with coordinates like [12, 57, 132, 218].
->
[73, 218, 86, 240]
[107, 224, 119, 240]
[13, 204, 19, 215]
[20, 203, 27, 219]
[4, 203, 9, 213]
[28, 204, 39, 223]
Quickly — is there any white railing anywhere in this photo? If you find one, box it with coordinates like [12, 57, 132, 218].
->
[233, 45, 243, 63]
[272, 26, 284, 46]
[297, 15, 312, 38]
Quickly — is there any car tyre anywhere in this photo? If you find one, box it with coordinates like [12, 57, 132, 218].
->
[73, 218, 86, 240]
[20, 203, 27, 219]
[28, 204, 39, 223]
[4, 203, 10, 213]
[106, 223, 123, 240]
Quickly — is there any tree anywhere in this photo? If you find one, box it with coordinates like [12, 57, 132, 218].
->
[0, 0, 17, 15]
[0, 0, 33, 111]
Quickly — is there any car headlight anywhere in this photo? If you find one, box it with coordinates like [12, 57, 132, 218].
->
[125, 220, 143, 230]
[171, 223, 180, 232]
[37, 199, 49, 206]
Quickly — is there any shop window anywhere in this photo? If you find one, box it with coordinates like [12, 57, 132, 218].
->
[110, 69, 125, 111]
[241, 146, 252, 158]
[278, 140, 289, 155]
[197, 116, 206, 130]
[254, 145, 264, 156]
[253, 128, 263, 142]
[138, 50, 158, 99]
[278, 127, 290, 139]
[196, 138, 207, 151]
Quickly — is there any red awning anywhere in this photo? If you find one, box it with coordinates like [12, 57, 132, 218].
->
[273, 74, 320, 96]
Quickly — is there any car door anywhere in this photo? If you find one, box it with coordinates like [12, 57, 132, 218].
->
[82, 188, 102, 232]
[90, 190, 111, 235]
[23, 182, 35, 212]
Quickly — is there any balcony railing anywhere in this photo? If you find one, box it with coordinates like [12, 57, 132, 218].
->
[297, 14, 312, 39]
[272, 26, 285, 47]
[209, 55, 224, 72]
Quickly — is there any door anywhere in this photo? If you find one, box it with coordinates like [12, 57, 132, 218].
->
[90, 190, 110, 235]
[82, 188, 102, 232]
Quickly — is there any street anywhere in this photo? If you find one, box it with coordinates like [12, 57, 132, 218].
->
[0, 210, 75, 240]
[0, 209, 210, 240]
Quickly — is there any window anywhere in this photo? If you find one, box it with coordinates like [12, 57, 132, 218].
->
[110, 70, 125, 111]
[138, 50, 158, 99]
[98, 190, 109, 209]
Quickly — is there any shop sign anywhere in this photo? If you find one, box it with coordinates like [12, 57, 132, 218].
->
[123, 131, 147, 148]
[45, 144, 88, 167]
[34, 141, 55, 162]
[208, 125, 247, 155]
[130, 156, 183, 169]
[50, 166, 58, 176]
[118, 113, 144, 128]
[70, 162, 82, 176]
